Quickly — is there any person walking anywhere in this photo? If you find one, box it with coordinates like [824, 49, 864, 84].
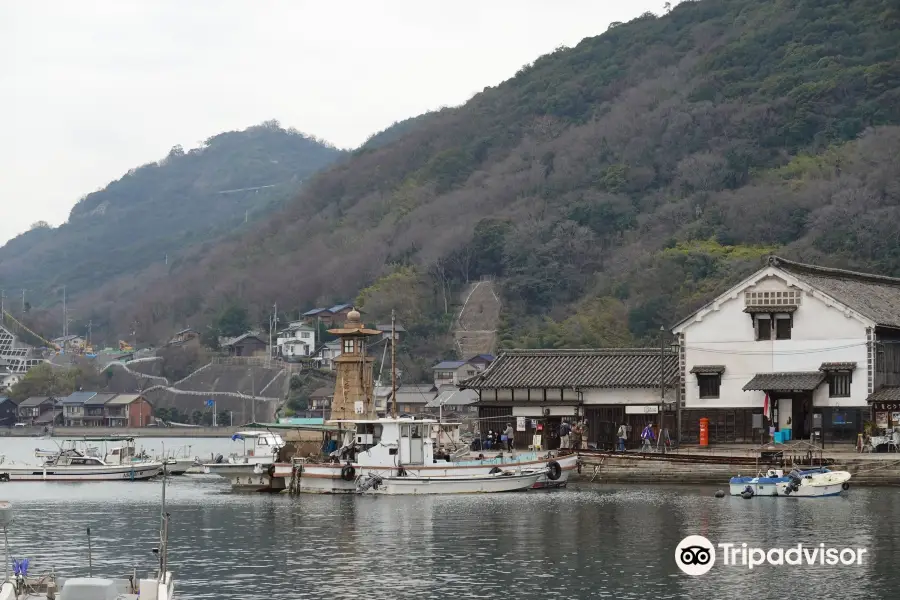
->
[640, 422, 656, 452]
[616, 422, 628, 452]
[558, 420, 571, 450]
[503, 423, 515, 452]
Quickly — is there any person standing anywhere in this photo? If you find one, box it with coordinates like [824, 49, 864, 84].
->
[503, 423, 515, 451]
[559, 420, 571, 450]
[641, 422, 656, 452]
[616, 422, 627, 452]
[571, 421, 584, 451]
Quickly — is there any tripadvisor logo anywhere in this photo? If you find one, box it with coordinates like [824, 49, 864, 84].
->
[675, 536, 867, 575]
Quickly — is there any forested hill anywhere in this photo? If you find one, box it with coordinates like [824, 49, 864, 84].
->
[35, 0, 900, 363]
[0, 122, 344, 306]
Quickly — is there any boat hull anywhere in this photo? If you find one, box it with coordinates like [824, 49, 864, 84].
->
[204, 462, 285, 493]
[276, 454, 577, 494]
[730, 469, 851, 497]
[165, 457, 195, 475]
[368, 471, 543, 495]
[0, 462, 162, 481]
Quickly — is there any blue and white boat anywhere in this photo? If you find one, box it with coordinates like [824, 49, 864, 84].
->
[730, 467, 851, 497]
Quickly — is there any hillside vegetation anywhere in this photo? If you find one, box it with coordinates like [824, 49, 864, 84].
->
[21, 0, 900, 368]
[0, 122, 344, 311]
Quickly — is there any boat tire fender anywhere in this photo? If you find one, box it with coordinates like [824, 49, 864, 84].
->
[341, 465, 356, 481]
[267, 464, 276, 478]
[489, 466, 503, 474]
[0, 473, 8, 482]
[842, 482, 850, 491]
[547, 460, 562, 481]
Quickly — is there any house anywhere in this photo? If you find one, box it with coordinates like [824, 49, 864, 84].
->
[62, 391, 97, 426]
[0, 373, 21, 392]
[431, 355, 494, 387]
[167, 328, 200, 346]
[380, 383, 437, 415]
[17, 396, 56, 425]
[219, 332, 268, 357]
[375, 323, 406, 343]
[426, 387, 479, 416]
[105, 394, 153, 428]
[302, 303, 359, 327]
[276, 321, 317, 359]
[311, 341, 342, 371]
[672, 255, 900, 445]
[467, 354, 495, 372]
[461, 348, 677, 450]
[52, 335, 86, 351]
[308, 386, 333, 417]
[0, 397, 18, 426]
[83, 393, 117, 426]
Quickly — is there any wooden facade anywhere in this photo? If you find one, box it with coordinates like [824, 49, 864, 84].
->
[327, 310, 380, 421]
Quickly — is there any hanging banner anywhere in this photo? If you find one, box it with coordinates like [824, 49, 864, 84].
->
[516, 416, 526, 432]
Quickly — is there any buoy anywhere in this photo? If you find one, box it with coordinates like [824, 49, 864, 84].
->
[741, 491, 753, 500]
[714, 490, 725, 498]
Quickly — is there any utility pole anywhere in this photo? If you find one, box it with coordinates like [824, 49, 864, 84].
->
[659, 326, 667, 445]
[391, 309, 397, 419]
[62, 286, 67, 337]
[251, 369, 256, 423]
[87, 320, 92, 347]
[21, 289, 26, 313]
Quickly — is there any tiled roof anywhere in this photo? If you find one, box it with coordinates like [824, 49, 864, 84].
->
[303, 308, 330, 316]
[62, 391, 98, 405]
[309, 386, 333, 399]
[434, 361, 466, 370]
[461, 349, 678, 390]
[19, 396, 53, 407]
[35, 409, 61, 424]
[769, 256, 900, 328]
[690, 365, 726, 374]
[867, 387, 900, 403]
[219, 332, 267, 347]
[426, 388, 479, 408]
[85, 393, 118, 406]
[819, 362, 858, 371]
[106, 394, 144, 405]
[743, 372, 826, 392]
[328, 303, 354, 313]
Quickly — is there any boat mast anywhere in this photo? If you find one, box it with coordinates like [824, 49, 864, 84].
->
[391, 309, 397, 419]
[158, 464, 169, 582]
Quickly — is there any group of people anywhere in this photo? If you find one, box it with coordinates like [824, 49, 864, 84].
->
[614, 421, 659, 452]
[483, 423, 516, 451]
[558, 419, 588, 450]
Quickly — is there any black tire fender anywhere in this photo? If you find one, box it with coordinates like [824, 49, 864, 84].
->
[266, 464, 276, 478]
[488, 466, 503, 474]
[547, 460, 562, 481]
[341, 464, 356, 481]
[842, 482, 850, 491]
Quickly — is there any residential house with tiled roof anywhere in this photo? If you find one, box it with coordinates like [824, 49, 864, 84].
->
[461, 348, 677, 450]
[62, 391, 97, 426]
[0, 396, 18, 426]
[17, 396, 57, 425]
[672, 255, 900, 445]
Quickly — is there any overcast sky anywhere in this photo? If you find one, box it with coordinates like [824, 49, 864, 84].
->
[1, 0, 659, 246]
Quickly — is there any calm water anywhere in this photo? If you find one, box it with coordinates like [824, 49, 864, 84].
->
[1, 437, 898, 599]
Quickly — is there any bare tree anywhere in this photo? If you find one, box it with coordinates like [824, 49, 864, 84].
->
[429, 258, 451, 314]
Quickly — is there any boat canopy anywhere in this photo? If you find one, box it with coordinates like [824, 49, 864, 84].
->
[241, 422, 348, 432]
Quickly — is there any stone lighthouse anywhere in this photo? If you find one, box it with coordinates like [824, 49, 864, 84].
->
[327, 308, 381, 420]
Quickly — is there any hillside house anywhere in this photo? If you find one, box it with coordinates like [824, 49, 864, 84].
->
[308, 385, 334, 417]
[0, 373, 20, 392]
[167, 328, 200, 346]
[380, 383, 437, 415]
[17, 396, 56, 425]
[105, 394, 152, 427]
[312, 341, 342, 370]
[461, 349, 677, 450]
[220, 333, 268, 357]
[426, 387, 479, 417]
[276, 321, 317, 359]
[0, 396, 18, 426]
[53, 335, 86, 351]
[62, 391, 97, 426]
[302, 304, 359, 327]
[375, 323, 406, 343]
[432, 355, 495, 387]
[672, 256, 900, 444]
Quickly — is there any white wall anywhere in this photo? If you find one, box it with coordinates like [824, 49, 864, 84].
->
[582, 387, 674, 405]
[679, 273, 870, 409]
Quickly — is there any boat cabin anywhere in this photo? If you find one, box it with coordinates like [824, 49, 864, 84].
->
[329, 418, 463, 467]
[231, 431, 285, 457]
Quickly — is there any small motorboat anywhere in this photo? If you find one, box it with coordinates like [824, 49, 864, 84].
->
[730, 467, 851, 497]
[203, 431, 285, 491]
[355, 468, 544, 495]
[0, 439, 162, 482]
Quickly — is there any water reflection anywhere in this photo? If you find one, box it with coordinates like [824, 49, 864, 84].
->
[0, 451, 895, 599]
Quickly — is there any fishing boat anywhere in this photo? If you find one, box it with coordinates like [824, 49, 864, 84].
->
[203, 431, 286, 491]
[356, 468, 544, 495]
[0, 471, 175, 600]
[729, 467, 851, 497]
[160, 444, 195, 475]
[0, 438, 162, 482]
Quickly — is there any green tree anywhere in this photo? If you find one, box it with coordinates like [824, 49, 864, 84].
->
[217, 306, 249, 337]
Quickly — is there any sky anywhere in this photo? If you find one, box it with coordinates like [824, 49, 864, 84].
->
[0, 0, 659, 246]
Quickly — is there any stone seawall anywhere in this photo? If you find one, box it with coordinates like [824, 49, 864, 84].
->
[575, 452, 900, 486]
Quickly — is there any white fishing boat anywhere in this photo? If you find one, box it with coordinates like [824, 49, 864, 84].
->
[0, 438, 162, 482]
[0, 473, 175, 600]
[356, 468, 544, 495]
[159, 444, 195, 475]
[203, 431, 285, 492]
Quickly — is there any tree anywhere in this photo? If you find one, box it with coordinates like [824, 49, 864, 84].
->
[29, 221, 50, 230]
[217, 306, 249, 337]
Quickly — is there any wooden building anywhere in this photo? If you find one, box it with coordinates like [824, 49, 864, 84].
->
[462, 348, 678, 450]
[327, 309, 381, 420]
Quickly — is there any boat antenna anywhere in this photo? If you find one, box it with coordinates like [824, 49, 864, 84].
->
[391, 309, 397, 419]
[87, 527, 92, 577]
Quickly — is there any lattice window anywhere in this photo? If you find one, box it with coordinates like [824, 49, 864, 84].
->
[745, 289, 802, 306]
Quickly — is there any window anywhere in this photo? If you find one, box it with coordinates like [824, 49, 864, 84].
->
[828, 372, 851, 398]
[756, 317, 771, 341]
[301, 332, 310, 339]
[343, 339, 355, 353]
[775, 318, 792, 340]
[697, 374, 721, 399]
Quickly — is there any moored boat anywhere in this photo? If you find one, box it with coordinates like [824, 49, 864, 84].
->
[203, 431, 285, 492]
[0, 438, 162, 482]
[730, 467, 851, 497]
[356, 469, 544, 495]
